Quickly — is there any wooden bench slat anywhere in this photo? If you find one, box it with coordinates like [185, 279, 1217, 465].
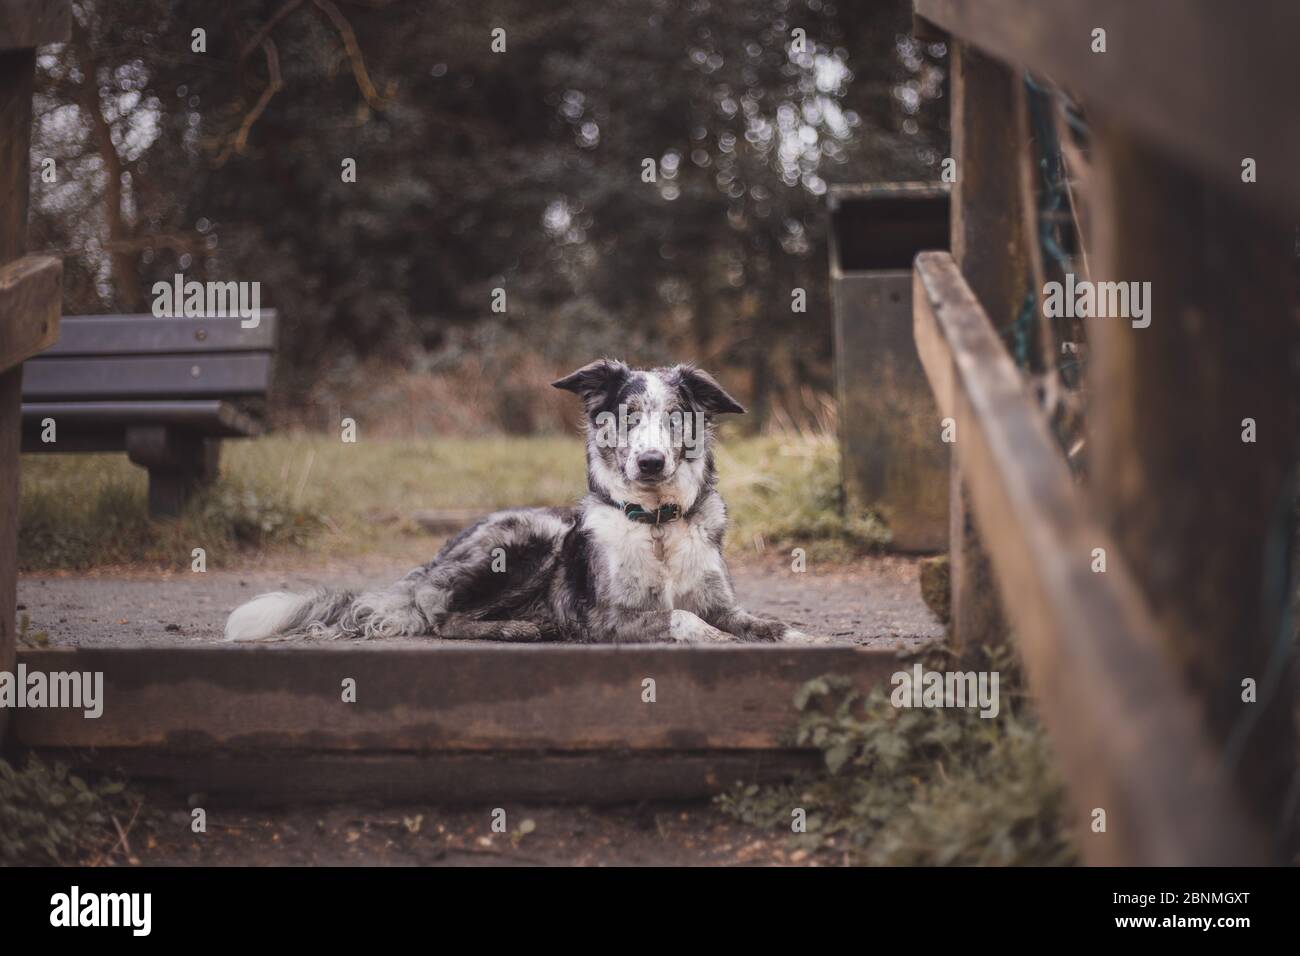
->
[21, 401, 260, 450]
[21, 352, 272, 401]
[38, 312, 278, 357]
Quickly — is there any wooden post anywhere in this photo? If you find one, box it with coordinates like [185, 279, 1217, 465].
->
[1089, 126, 1299, 858]
[0, 1, 70, 742]
[0, 48, 34, 741]
[946, 42, 1029, 656]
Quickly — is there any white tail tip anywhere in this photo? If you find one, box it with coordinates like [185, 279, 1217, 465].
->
[224, 591, 309, 642]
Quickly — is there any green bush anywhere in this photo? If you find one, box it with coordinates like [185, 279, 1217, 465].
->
[717, 645, 1077, 866]
[0, 757, 137, 865]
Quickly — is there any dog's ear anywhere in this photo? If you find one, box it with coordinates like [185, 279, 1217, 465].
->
[552, 359, 629, 406]
[674, 365, 746, 415]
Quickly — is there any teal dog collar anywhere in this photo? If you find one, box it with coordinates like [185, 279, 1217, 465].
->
[622, 501, 682, 525]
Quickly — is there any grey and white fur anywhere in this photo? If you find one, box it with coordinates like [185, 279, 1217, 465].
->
[225, 360, 818, 644]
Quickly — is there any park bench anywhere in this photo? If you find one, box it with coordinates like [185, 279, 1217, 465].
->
[19, 312, 277, 517]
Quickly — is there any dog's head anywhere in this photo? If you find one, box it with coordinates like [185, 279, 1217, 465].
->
[553, 359, 745, 509]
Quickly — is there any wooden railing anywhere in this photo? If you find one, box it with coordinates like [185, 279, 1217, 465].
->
[912, 0, 1299, 864]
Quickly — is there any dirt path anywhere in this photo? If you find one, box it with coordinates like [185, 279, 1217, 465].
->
[18, 550, 941, 648]
[117, 798, 845, 867]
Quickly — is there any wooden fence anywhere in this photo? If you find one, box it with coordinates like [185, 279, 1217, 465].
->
[913, 0, 1299, 863]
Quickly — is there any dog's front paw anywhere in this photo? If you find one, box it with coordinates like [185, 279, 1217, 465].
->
[670, 609, 736, 644]
[779, 627, 833, 645]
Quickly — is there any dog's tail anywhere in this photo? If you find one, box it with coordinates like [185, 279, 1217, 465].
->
[224, 588, 360, 642]
[225, 579, 436, 641]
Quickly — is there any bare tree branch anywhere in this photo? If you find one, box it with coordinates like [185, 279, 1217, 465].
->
[211, 0, 386, 166]
[215, 38, 284, 167]
[311, 0, 386, 108]
[239, 0, 304, 62]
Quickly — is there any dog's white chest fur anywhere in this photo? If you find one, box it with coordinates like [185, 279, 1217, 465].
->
[584, 505, 726, 611]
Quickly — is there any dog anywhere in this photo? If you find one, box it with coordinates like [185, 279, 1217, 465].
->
[225, 359, 816, 644]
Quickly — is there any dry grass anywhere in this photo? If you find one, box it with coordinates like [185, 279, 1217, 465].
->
[19, 428, 887, 571]
[279, 353, 581, 437]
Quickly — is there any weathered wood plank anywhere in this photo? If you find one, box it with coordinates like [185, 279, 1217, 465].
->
[0, 363, 17, 732]
[0, 0, 70, 51]
[0, 254, 59, 370]
[912, 250, 1264, 865]
[1087, 124, 1298, 856]
[42, 749, 822, 806]
[914, 0, 1300, 218]
[946, 443, 1003, 657]
[0, 46, 35, 742]
[950, 44, 1028, 326]
[0, 50, 31, 262]
[945, 41, 1027, 655]
[39, 312, 278, 357]
[11, 645, 898, 752]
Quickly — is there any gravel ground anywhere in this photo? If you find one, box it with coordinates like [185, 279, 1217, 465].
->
[114, 800, 852, 867]
[17, 550, 940, 649]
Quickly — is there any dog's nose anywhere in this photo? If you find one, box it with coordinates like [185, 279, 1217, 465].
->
[636, 451, 666, 476]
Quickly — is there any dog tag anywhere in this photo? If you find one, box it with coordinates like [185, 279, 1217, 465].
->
[650, 524, 666, 561]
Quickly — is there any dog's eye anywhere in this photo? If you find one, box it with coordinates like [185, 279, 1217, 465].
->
[625, 412, 642, 427]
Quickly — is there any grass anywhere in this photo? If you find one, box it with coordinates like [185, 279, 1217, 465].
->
[19, 428, 888, 571]
[719, 432, 890, 560]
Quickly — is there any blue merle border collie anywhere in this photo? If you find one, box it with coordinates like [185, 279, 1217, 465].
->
[225, 360, 817, 644]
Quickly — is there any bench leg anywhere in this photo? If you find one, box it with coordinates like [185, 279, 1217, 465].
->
[195, 437, 222, 484]
[126, 426, 222, 518]
[145, 466, 197, 518]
